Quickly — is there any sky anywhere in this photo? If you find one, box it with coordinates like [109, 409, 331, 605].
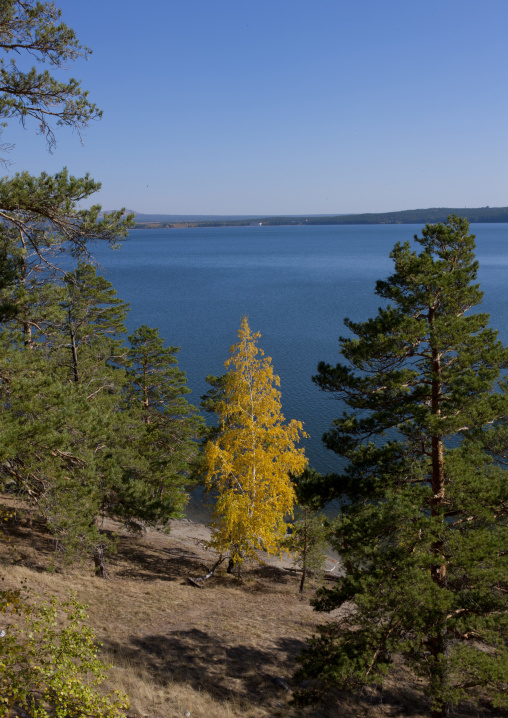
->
[4, 0, 508, 215]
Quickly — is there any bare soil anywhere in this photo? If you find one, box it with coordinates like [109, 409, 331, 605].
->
[0, 498, 504, 718]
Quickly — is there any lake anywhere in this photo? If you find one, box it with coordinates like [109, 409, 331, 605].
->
[90, 223, 508, 519]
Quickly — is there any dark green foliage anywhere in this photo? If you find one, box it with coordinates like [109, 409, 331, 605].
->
[0, 273, 203, 570]
[0, 262, 130, 564]
[127, 325, 192, 420]
[0, 168, 134, 277]
[298, 217, 508, 717]
[116, 325, 204, 527]
[0, 237, 20, 321]
[201, 373, 227, 416]
[199, 373, 228, 443]
[0, 344, 113, 562]
[290, 466, 330, 511]
[0, 0, 101, 156]
[59, 262, 129, 383]
[0, 168, 133, 358]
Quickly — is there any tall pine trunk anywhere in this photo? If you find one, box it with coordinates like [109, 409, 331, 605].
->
[429, 314, 449, 718]
[70, 327, 79, 382]
[299, 507, 308, 593]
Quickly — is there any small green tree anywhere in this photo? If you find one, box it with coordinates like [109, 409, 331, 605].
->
[204, 317, 307, 569]
[285, 512, 328, 593]
[0, 591, 129, 718]
[285, 468, 328, 593]
[298, 217, 508, 717]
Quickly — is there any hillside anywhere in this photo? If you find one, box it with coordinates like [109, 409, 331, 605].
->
[1, 499, 503, 718]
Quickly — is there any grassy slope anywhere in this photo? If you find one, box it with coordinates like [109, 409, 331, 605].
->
[0, 501, 502, 718]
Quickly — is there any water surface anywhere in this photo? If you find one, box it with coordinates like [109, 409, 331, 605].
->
[90, 223, 508, 517]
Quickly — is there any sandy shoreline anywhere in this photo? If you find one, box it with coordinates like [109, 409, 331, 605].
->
[167, 516, 342, 575]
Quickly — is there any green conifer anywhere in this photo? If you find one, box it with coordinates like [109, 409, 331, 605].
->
[119, 325, 204, 526]
[298, 217, 508, 717]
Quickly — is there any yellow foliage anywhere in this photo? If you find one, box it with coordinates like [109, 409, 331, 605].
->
[204, 317, 307, 564]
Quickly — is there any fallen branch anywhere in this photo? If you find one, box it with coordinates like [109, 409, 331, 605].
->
[187, 554, 228, 588]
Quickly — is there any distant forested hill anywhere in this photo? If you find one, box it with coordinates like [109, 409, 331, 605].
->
[132, 207, 508, 229]
[250, 207, 508, 227]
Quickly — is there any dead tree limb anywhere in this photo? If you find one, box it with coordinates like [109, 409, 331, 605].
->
[187, 554, 228, 588]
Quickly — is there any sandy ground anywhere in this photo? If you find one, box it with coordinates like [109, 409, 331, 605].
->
[166, 516, 342, 576]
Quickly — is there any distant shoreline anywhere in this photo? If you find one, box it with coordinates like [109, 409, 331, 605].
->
[131, 206, 508, 230]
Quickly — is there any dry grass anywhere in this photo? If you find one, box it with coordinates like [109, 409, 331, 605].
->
[0, 501, 503, 718]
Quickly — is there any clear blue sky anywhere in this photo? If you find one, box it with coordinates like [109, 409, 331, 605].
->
[5, 0, 508, 215]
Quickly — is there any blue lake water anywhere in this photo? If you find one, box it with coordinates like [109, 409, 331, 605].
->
[89, 223, 508, 518]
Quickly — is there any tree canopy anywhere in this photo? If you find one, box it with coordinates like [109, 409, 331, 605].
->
[298, 216, 508, 717]
[0, 0, 101, 157]
[204, 316, 307, 567]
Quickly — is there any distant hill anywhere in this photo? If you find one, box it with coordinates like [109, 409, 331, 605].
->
[247, 207, 508, 227]
[102, 211, 271, 222]
[136, 213, 271, 223]
[129, 207, 508, 229]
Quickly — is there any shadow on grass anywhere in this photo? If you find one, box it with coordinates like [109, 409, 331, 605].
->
[102, 632, 441, 717]
[1, 510, 58, 568]
[111, 534, 295, 591]
[103, 629, 304, 702]
[1, 504, 297, 594]
[110, 536, 208, 582]
[104, 627, 508, 718]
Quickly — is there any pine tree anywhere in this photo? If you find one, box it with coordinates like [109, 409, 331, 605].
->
[118, 325, 204, 527]
[0, 343, 115, 567]
[298, 217, 508, 716]
[204, 316, 307, 569]
[0, 0, 134, 294]
[0, 265, 130, 574]
[0, 170, 133, 347]
[59, 262, 129, 384]
[0, 0, 135, 704]
[0, 0, 101, 157]
[0, 256, 17, 321]
[0, 270, 204, 576]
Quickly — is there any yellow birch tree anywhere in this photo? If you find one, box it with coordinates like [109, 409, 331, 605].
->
[204, 316, 308, 566]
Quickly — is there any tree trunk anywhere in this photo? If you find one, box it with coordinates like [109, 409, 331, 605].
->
[429, 311, 449, 716]
[299, 507, 308, 593]
[93, 543, 109, 579]
[142, 359, 150, 423]
[299, 565, 307, 593]
[20, 259, 34, 350]
[23, 320, 34, 349]
[69, 308, 79, 383]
